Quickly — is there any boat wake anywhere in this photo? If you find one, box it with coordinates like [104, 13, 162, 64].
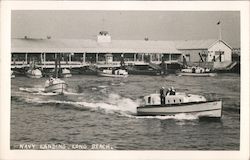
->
[16, 89, 200, 121]
[19, 87, 84, 96]
[19, 92, 139, 114]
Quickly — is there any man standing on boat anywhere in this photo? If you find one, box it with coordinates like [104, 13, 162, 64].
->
[160, 87, 166, 105]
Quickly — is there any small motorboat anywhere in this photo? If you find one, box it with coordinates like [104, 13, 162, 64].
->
[61, 68, 72, 78]
[137, 88, 222, 119]
[44, 53, 68, 94]
[98, 68, 128, 78]
[26, 69, 43, 78]
[44, 77, 67, 94]
[177, 67, 216, 77]
[11, 70, 15, 78]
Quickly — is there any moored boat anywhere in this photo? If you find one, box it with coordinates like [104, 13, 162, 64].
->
[61, 68, 72, 78]
[98, 68, 128, 78]
[177, 66, 216, 77]
[137, 89, 222, 119]
[11, 70, 15, 78]
[26, 68, 43, 78]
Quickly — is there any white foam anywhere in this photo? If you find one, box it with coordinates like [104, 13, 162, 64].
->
[19, 87, 44, 93]
[22, 93, 139, 114]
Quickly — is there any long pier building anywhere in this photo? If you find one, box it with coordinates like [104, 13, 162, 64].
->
[11, 31, 234, 71]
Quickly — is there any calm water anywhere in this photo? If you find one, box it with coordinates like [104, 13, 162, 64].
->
[11, 74, 240, 150]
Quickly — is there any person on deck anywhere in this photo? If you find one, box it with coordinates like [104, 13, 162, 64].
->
[170, 87, 176, 95]
[166, 88, 171, 96]
[160, 87, 166, 105]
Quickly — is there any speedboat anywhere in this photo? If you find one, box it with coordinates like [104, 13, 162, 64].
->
[26, 69, 43, 78]
[177, 67, 216, 77]
[61, 68, 72, 78]
[137, 90, 222, 119]
[98, 69, 128, 78]
[44, 77, 67, 94]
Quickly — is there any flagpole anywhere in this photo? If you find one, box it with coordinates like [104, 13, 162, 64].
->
[217, 21, 222, 41]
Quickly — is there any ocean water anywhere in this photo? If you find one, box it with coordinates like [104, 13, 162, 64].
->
[10, 74, 240, 150]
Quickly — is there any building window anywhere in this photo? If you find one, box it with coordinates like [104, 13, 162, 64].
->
[12, 53, 26, 62]
[163, 54, 170, 61]
[72, 53, 84, 62]
[171, 54, 181, 61]
[185, 54, 190, 62]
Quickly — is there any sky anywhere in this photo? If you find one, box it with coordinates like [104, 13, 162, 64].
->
[11, 11, 240, 48]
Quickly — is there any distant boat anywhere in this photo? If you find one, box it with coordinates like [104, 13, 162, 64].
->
[11, 70, 15, 78]
[98, 68, 128, 78]
[44, 53, 67, 94]
[61, 68, 72, 78]
[26, 60, 43, 78]
[177, 66, 216, 77]
[137, 89, 222, 119]
[26, 69, 42, 78]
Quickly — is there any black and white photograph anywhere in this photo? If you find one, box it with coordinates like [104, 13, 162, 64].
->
[0, 1, 249, 160]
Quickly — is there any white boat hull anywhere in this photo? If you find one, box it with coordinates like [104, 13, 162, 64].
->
[62, 73, 72, 78]
[98, 72, 128, 78]
[27, 74, 43, 78]
[177, 72, 217, 77]
[26, 69, 43, 78]
[137, 100, 222, 118]
[44, 82, 67, 94]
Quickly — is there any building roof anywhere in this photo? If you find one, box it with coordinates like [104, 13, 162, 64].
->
[175, 39, 232, 50]
[12, 38, 181, 54]
[175, 39, 217, 50]
[11, 38, 231, 53]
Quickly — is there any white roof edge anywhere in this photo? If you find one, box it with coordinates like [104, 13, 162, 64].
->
[208, 39, 232, 50]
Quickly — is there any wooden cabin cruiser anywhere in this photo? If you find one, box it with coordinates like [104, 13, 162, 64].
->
[137, 89, 222, 119]
[26, 68, 43, 78]
[98, 68, 128, 78]
[177, 66, 216, 77]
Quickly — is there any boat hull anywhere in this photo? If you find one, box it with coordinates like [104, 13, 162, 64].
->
[44, 82, 67, 94]
[26, 74, 43, 78]
[177, 72, 217, 77]
[98, 73, 128, 78]
[137, 100, 222, 118]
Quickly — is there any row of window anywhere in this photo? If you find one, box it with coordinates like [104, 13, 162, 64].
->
[11, 53, 182, 62]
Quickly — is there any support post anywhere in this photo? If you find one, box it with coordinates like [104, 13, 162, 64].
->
[44, 53, 46, 63]
[40, 53, 43, 64]
[25, 53, 28, 64]
[96, 53, 98, 63]
[83, 53, 86, 63]
[69, 53, 72, 62]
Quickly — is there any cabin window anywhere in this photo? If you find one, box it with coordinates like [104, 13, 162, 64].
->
[173, 100, 176, 103]
[148, 97, 151, 104]
[168, 100, 170, 103]
[179, 99, 182, 102]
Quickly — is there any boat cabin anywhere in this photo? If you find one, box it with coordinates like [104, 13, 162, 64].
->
[144, 93, 187, 105]
[143, 93, 206, 106]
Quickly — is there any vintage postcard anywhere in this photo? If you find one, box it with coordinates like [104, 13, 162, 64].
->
[0, 1, 249, 160]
